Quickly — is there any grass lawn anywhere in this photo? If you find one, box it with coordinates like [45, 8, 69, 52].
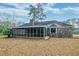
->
[0, 37, 79, 56]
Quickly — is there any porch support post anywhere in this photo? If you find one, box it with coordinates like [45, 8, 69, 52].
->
[56, 27, 58, 37]
[36, 27, 37, 37]
[46, 27, 47, 36]
[43, 27, 45, 38]
[44, 27, 49, 39]
[56, 27, 57, 33]
[40, 28, 41, 37]
[50, 28, 51, 36]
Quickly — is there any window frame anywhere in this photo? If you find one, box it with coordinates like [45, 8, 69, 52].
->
[50, 28, 57, 33]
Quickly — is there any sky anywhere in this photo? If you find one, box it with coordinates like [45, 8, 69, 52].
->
[0, 3, 79, 23]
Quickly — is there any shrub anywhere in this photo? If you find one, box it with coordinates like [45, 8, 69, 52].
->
[2, 28, 12, 38]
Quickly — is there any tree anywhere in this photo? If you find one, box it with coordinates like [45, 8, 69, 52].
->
[1, 20, 11, 37]
[2, 21, 12, 38]
[28, 3, 46, 25]
[0, 25, 4, 33]
[28, 5, 37, 26]
[2, 28, 12, 38]
[36, 3, 46, 22]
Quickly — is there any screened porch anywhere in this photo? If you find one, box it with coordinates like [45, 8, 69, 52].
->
[12, 27, 48, 38]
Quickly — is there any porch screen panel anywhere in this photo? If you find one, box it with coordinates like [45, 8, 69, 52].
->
[37, 27, 41, 37]
[25, 28, 28, 37]
[12, 28, 17, 36]
[27, 28, 29, 37]
[40, 27, 44, 37]
[17, 28, 25, 36]
[25, 27, 45, 37]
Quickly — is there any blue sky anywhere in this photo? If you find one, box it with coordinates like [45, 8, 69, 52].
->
[0, 3, 79, 23]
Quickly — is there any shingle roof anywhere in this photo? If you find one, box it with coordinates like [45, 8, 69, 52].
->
[16, 20, 72, 28]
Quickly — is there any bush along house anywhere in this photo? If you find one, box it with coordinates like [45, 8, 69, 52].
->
[12, 20, 73, 39]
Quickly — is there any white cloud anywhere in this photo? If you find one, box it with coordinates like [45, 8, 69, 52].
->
[0, 8, 29, 17]
[14, 3, 63, 14]
[45, 6, 79, 14]
[2, 3, 79, 15]
[51, 8, 63, 14]
[43, 4, 79, 14]
[61, 7, 79, 14]
[0, 3, 63, 15]
[14, 3, 30, 9]
[0, 3, 29, 17]
[44, 6, 63, 14]
[63, 7, 74, 11]
[41, 3, 63, 14]
[63, 7, 79, 12]
[10, 3, 38, 9]
[1, 3, 79, 20]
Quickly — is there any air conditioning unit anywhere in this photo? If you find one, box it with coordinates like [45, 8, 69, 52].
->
[44, 36, 49, 39]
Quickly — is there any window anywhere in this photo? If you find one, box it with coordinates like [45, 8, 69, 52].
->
[51, 28, 56, 33]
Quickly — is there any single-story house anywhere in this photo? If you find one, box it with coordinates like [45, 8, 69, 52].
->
[12, 20, 73, 39]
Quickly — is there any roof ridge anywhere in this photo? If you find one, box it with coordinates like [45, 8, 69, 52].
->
[18, 20, 72, 28]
